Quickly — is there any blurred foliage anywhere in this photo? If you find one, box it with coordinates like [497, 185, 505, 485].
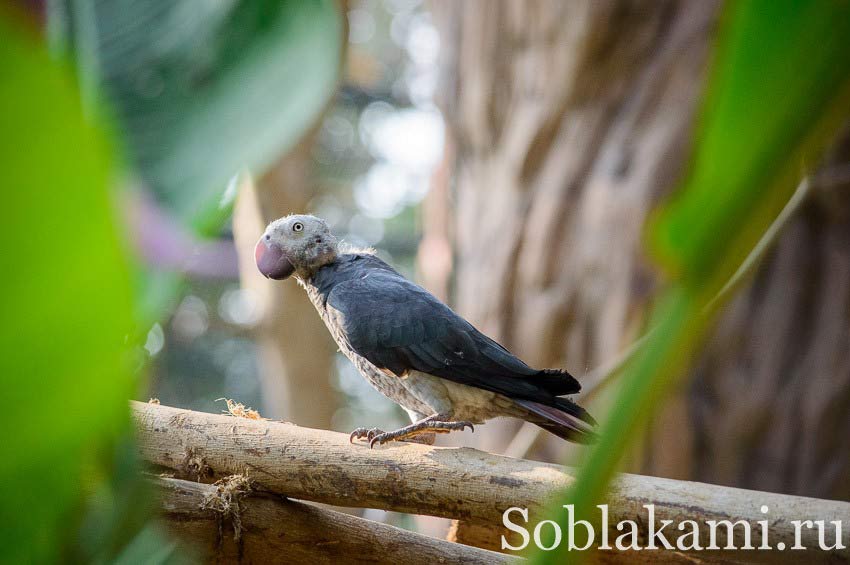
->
[535, 1, 850, 562]
[0, 9, 141, 563]
[49, 0, 343, 328]
[0, 0, 346, 562]
[652, 1, 850, 289]
[149, 0, 438, 436]
[50, 0, 342, 228]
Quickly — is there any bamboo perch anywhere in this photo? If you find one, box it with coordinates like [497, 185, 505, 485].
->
[155, 476, 515, 564]
[134, 402, 850, 563]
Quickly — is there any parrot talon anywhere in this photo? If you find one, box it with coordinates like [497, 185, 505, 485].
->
[365, 420, 475, 448]
[349, 427, 385, 444]
[369, 435, 387, 449]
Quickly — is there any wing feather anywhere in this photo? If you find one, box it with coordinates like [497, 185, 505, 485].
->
[326, 260, 580, 402]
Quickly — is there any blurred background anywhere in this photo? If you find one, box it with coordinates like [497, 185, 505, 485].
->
[3, 0, 849, 561]
[147, 0, 443, 441]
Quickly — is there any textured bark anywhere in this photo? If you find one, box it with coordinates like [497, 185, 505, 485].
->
[445, 519, 733, 563]
[429, 0, 719, 457]
[432, 0, 717, 360]
[232, 137, 338, 428]
[156, 476, 515, 565]
[643, 144, 850, 498]
[134, 402, 850, 563]
[429, 0, 850, 501]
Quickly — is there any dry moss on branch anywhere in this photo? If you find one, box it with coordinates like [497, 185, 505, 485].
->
[216, 397, 267, 420]
[201, 474, 254, 545]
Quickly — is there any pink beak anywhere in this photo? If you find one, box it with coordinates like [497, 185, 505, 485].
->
[255, 237, 295, 280]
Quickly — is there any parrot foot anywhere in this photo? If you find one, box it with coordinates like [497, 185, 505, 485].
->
[367, 420, 474, 448]
[349, 427, 385, 443]
[349, 426, 436, 446]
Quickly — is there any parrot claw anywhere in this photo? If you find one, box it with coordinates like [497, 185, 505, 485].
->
[349, 427, 384, 443]
[365, 420, 475, 448]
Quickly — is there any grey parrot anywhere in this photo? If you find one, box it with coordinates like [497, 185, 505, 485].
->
[255, 214, 596, 447]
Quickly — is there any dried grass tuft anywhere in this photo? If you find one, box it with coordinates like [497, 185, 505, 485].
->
[216, 398, 266, 420]
[201, 474, 253, 544]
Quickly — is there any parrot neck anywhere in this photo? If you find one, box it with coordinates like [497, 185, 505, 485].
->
[292, 239, 339, 280]
[299, 252, 358, 295]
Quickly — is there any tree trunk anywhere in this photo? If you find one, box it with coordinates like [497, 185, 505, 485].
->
[230, 2, 347, 430]
[430, 0, 718, 457]
[233, 136, 338, 428]
[430, 0, 850, 502]
[643, 141, 850, 499]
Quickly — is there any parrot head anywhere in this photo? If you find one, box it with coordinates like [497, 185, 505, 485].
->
[255, 214, 338, 280]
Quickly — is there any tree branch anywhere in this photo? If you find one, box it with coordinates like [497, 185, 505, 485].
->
[135, 402, 850, 563]
[155, 475, 514, 564]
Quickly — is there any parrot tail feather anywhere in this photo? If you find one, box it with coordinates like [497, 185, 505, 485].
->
[535, 368, 582, 395]
[515, 398, 597, 444]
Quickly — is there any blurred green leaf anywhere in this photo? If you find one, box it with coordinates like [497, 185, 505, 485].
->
[651, 0, 850, 289]
[0, 9, 135, 563]
[134, 271, 187, 328]
[51, 1, 343, 328]
[535, 1, 850, 562]
[51, 0, 342, 227]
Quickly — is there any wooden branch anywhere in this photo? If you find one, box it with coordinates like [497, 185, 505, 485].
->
[444, 519, 738, 563]
[135, 402, 850, 563]
[155, 476, 514, 564]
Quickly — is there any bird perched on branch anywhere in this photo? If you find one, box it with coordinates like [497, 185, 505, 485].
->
[255, 214, 596, 447]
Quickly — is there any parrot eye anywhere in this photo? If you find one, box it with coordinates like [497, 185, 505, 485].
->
[292, 222, 304, 233]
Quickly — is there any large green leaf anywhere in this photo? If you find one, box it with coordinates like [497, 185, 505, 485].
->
[51, 0, 342, 226]
[535, 1, 850, 561]
[651, 0, 850, 287]
[0, 10, 134, 563]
